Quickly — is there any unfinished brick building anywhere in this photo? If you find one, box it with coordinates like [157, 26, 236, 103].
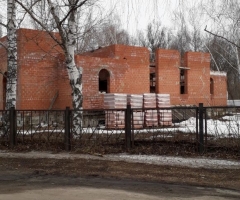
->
[0, 28, 227, 110]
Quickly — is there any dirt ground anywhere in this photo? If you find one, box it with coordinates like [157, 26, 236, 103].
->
[0, 152, 240, 199]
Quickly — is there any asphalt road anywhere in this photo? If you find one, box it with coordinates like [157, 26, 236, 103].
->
[0, 151, 240, 199]
[0, 170, 240, 200]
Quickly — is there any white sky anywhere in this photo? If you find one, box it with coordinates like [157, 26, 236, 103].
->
[101, 0, 179, 35]
[0, 0, 217, 38]
[101, 0, 209, 36]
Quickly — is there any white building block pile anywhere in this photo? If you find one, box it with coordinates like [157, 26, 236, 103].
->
[103, 93, 172, 128]
[104, 94, 127, 128]
[143, 93, 158, 127]
[156, 94, 172, 126]
[127, 94, 144, 128]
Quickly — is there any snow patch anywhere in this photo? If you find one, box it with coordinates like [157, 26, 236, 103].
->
[210, 71, 227, 76]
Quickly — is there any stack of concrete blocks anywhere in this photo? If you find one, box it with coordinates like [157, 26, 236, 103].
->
[156, 94, 172, 126]
[143, 93, 158, 127]
[127, 94, 144, 128]
[104, 94, 127, 129]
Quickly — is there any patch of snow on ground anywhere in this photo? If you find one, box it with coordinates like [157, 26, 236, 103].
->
[108, 154, 240, 169]
[0, 151, 239, 169]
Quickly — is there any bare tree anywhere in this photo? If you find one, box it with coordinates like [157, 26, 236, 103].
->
[187, 4, 205, 52]
[0, 0, 18, 110]
[136, 20, 172, 62]
[0, 0, 19, 135]
[202, 0, 240, 99]
[206, 36, 240, 99]
[170, 6, 192, 57]
[146, 21, 170, 51]
[76, 14, 132, 52]
[16, 0, 102, 133]
[170, 27, 191, 57]
[169, 1, 206, 57]
[6, 0, 17, 110]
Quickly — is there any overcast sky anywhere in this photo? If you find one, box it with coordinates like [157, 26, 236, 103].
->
[101, 0, 178, 35]
[101, 0, 207, 36]
[0, 0, 216, 37]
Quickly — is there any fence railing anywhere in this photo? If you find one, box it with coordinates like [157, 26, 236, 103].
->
[0, 104, 240, 156]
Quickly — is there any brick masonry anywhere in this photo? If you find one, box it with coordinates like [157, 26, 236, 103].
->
[155, 49, 227, 106]
[0, 28, 227, 110]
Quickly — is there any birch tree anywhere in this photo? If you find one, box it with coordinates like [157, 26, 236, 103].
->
[6, 0, 18, 110]
[0, 0, 18, 110]
[16, 0, 101, 133]
[0, 0, 19, 136]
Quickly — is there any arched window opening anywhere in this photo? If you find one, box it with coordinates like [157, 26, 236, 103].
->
[3, 72, 7, 110]
[99, 69, 110, 93]
[210, 78, 214, 95]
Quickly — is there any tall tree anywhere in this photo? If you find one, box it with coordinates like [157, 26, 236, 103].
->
[137, 20, 172, 62]
[27, 0, 60, 31]
[16, 0, 100, 133]
[170, 1, 206, 56]
[187, 4, 205, 52]
[206, 36, 240, 99]
[76, 14, 132, 52]
[202, 0, 240, 99]
[6, 0, 17, 110]
[170, 6, 192, 57]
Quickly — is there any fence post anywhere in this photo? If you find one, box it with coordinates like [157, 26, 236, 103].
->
[204, 111, 208, 152]
[65, 107, 71, 151]
[196, 107, 199, 152]
[9, 107, 16, 148]
[125, 104, 132, 149]
[199, 103, 204, 154]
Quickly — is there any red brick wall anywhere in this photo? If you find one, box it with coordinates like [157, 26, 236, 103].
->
[210, 73, 227, 106]
[16, 29, 62, 109]
[184, 52, 211, 106]
[155, 50, 227, 106]
[82, 45, 116, 58]
[155, 49, 180, 104]
[54, 45, 150, 109]
[0, 36, 7, 109]
[82, 44, 149, 65]
[76, 51, 149, 109]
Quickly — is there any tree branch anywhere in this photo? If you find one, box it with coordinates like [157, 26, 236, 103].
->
[204, 26, 240, 49]
[15, 0, 64, 49]
[46, 0, 68, 51]
[0, 41, 7, 51]
[0, 21, 7, 28]
[59, 0, 89, 25]
[0, 70, 7, 78]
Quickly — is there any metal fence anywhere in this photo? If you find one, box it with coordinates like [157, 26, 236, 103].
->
[0, 105, 239, 156]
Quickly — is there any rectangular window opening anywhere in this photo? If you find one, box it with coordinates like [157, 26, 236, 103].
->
[150, 73, 156, 93]
[180, 69, 187, 94]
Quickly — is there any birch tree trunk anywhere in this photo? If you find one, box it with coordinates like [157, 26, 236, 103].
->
[6, 0, 17, 110]
[64, 2, 83, 134]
